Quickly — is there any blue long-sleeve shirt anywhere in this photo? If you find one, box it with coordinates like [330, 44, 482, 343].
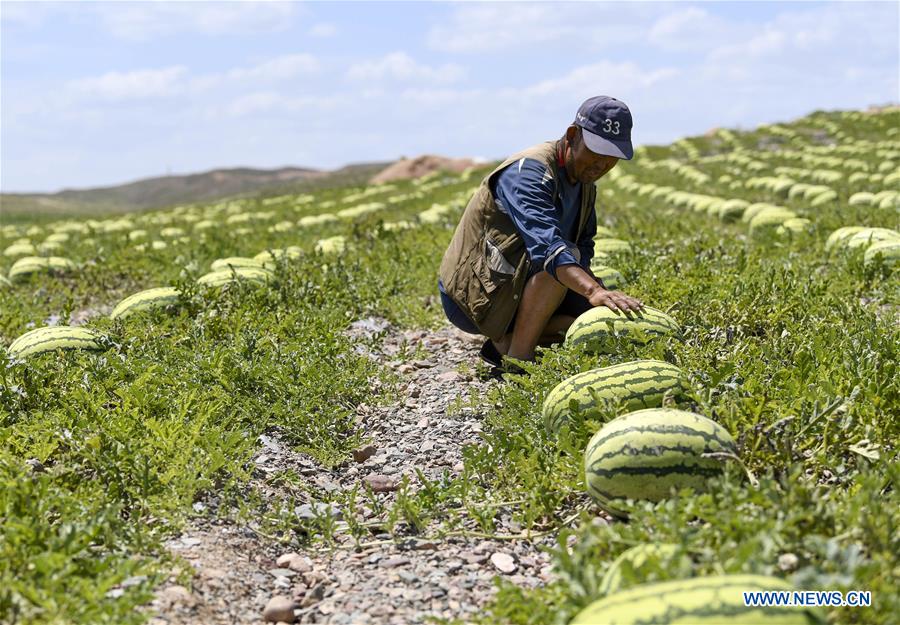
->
[491, 157, 595, 282]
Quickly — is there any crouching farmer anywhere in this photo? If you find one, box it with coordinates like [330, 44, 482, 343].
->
[438, 96, 644, 374]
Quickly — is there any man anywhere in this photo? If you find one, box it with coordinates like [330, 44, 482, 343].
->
[437, 96, 644, 373]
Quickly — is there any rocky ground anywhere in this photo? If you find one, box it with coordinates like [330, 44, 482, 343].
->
[146, 320, 573, 625]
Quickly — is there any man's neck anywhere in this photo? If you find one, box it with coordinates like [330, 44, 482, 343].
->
[556, 138, 578, 185]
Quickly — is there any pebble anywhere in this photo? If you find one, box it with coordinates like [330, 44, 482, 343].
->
[380, 556, 410, 568]
[352, 445, 377, 463]
[490, 552, 517, 574]
[363, 473, 399, 493]
[262, 595, 296, 623]
[436, 371, 461, 383]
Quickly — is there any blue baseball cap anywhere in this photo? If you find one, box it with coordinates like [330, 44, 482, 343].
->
[573, 96, 634, 160]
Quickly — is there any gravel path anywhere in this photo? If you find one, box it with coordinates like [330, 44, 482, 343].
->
[147, 320, 561, 625]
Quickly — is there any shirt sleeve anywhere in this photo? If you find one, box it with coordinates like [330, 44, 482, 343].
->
[492, 158, 581, 282]
[576, 202, 596, 269]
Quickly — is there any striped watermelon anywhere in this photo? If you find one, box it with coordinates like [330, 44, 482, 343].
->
[593, 238, 632, 256]
[8, 326, 105, 358]
[717, 199, 749, 222]
[197, 266, 274, 287]
[748, 208, 797, 234]
[864, 240, 900, 268]
[315, 236, 347, 254]
[110, 287, 182, 320]
[825, 226, 866, 250]
[3, 242, 37, 258]
[9, 256, 77, 282]
[775, 218, 811, 236]
[598, 543, 692, 596]
[588, 264, 626, 290]
[210, 256, 272, 271]
[741, 203, 779, 223]
[844, 227, 900, 249]
[254, 247, 302, 263]
[571, 575, 825, 625]
[584, 408, 735, 516]
[542, 361, 687, 433]
[566, 307, 681, 352]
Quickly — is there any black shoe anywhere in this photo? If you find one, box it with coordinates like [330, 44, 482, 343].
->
[479, 339, 503, 368]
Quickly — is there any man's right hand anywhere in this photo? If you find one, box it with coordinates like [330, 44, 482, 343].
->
[587, 284, 645, 314]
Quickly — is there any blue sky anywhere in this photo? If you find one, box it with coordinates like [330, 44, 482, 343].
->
[2, 1, 897, 193]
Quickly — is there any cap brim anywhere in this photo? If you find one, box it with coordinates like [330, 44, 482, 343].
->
[582, 128, 633, 160]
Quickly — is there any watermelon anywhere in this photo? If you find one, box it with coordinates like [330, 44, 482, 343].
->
[775, 218, 812, 236]
[542, 361, 688, 433]
[584, 408, 736, 516]
[848, 192, 874, 206]
[598, 543, 692, 595]
[589, 264, 626, 290]
[864, 240, 900, 268]
[565, 307, 681, 352]
[825, 226, 866, 250]
[571, 575, 825, 625]
[3, 242, 37, 258]
[593, 239, 632, 256]
[717, 199, 749, 222]
[748, 208, 797, 234]
[197, 266, 274, 287]
[315, 236, 347, 254]
[741, 203, 779, 223]
[254, 247, 302, 263]
[210, 256, 272, 271]
[8, 256, 77, 282]
[844, 228, 900, 249]
[110, 287, 182, 320]
[8, 326, 105, 359]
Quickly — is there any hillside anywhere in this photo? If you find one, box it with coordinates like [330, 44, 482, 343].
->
[1, 162, 390, 216]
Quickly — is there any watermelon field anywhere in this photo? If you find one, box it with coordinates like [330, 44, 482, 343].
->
[1, 107, 898, 625]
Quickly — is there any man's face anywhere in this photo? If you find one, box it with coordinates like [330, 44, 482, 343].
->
[566, 126, 619, 184]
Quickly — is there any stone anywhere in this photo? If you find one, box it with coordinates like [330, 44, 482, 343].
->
[295, 502, 342, 520]
[276, 553, 300, 568]
[380, 557, 410, 568]
[436, 371, 461, 383]
[156, 585, 195, 608]
[352, 445, 377, 463]
[778, 553, 799, 571]
[262, 595, 296, 623]
[363, 474, 399, 493]
[490, 552, 517, 574]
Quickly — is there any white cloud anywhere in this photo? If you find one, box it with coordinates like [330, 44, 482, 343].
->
[521, 62, 680, 99]
[647, 7, 738, 51]
[221, 92, 342, 118]
[309, 22, 336, 37]
[427, 4, 574, 53]
[68, 66, 188, 101]
[226, 54, 320, 82]
[426, 3, 657, 53]
[98, 2, 297, 41]
[346, 52, 466, 84]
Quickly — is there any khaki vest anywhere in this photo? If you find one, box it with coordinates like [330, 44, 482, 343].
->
[439, 140, 597, 341]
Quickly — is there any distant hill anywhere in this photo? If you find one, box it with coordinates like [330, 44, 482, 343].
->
[1, 162, 391, 216]
[370, 155, 477, 184]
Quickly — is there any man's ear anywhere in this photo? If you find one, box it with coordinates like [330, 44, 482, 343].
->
[565, 125, 578, 143]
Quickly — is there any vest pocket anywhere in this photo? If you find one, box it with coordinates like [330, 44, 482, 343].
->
[468, 236, 518, 324]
